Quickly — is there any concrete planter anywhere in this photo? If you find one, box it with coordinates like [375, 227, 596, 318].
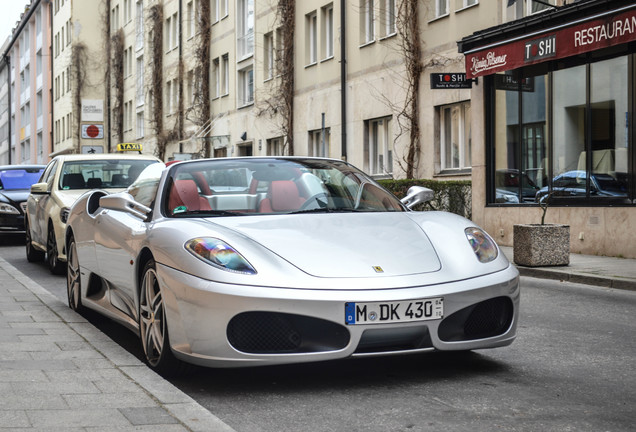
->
[513, 224, 570, 267]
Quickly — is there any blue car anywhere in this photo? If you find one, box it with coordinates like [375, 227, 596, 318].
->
[0, 165, 45, 232]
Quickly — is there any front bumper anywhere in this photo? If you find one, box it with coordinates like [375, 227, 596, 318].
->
[0, 214, 25, 231]
[157, 263, 520, 368]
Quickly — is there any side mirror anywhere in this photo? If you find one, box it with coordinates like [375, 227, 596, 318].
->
[99, 192, 151, 220]
[400, 186, 434, 210]
[30, 182, 49, 194]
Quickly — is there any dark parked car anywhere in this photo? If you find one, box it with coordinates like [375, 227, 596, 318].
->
[495, 169, 540, 203]
[535, 170, 627, 202]
[0, 165, 45, 232]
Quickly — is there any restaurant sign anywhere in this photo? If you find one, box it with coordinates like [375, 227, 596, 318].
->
[465, 7, 636, 79]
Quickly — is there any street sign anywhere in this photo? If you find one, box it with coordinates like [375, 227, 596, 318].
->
[81, 124, 104, 139]
[430, 73, 473, 89]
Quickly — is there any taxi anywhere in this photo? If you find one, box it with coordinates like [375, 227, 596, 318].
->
[25, 149, 161, 274]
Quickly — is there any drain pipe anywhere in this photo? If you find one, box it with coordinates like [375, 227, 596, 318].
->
[340, 0, 347, 161]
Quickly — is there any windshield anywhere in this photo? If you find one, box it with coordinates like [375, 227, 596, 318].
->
[0, 167, 44, 190]
[59, 159, 158, 190]
[164, 158, 405, 216]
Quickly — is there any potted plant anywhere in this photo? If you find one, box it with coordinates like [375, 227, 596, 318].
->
[513, 194, 570, 267]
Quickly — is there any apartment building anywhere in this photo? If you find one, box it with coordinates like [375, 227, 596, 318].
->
[51, 0, 110, 156]
[1, 0, 52, 165]
[0, 38, 10, 165]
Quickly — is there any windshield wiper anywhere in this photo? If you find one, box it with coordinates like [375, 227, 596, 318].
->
[290, 207, 365, 214]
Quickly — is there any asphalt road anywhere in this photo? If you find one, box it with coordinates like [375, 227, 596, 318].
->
[2, 232, 635, 431]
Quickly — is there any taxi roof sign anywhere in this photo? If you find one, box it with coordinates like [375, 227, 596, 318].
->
[117, 143, 143, 152]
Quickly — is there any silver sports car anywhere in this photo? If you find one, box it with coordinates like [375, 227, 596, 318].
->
[65, 157, 519, 374]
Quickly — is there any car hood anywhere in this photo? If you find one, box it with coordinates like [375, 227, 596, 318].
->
[0, 189, 30, 203]
[54, 189, 94, 208]
[211, 213, 441, 278]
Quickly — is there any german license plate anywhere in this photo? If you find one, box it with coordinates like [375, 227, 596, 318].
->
[345, 298, 443, 325]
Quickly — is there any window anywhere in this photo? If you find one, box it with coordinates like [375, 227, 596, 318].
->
[436, 0, 449, 18]
[165, 13, 179, 51]
[238, 66, 254, 106]
[237, 0, 254, 59]
[124, 101, 131, 131]
[111, 5, 120, 31]
[213, 57, 220, 97]
[379, 0, 395, 38]
[166, 79, 179, 114]
[306, 11, 317, 65]
[309, 128, 330, 157]
[136, 0, 144, 50]
[221, 54, 229, 96]
[321, 4, 334, 59]
[439, 101, 471, 172]
[528, 0, 554, 15]
[186, 1, 194, 39]
[213, 0, 219, 22]
[66, 20, 71, 45]
[264, 32, 274, 80]
[136, 56, 144, 106]
[361, 0, 374, 44]
[212, 0, 228, 21]
[364, 117, 392, 176]
[136, 111, 145, 138]
[61, 27, 65, 52]
[187, 69, 194, 106]
[124, 0, 132, 24]
[490, 71, 547, 203]
[267, 137, 284, 156]
[123, 47, 133, 77]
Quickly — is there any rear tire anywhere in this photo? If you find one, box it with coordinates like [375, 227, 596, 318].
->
[139, 259, 185, 376]
[25, 220, 45, 262]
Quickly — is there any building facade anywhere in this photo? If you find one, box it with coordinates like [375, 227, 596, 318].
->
[1, 0, 53, 165]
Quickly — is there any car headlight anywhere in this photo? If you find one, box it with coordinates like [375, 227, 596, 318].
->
[465, 227, 498, 263]
[60, 207, 70, 224]
[185, 238, 257, 275]
[0, 203, 20, 215]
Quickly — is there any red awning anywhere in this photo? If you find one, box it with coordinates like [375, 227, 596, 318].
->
[464, 6, 636, 79]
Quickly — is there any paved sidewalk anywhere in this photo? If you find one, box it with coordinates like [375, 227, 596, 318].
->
[0, 256, 235, 432]
[500, 246, 636, 291]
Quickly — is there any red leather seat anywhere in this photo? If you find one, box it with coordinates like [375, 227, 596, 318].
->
[169, 179, 212, 212]
[259, 181, 306, 213]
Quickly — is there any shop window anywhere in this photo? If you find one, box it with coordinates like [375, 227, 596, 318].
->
[439, 101, 471, 173]
[489, 55, 631, 205]
[491, 71, 547, 204]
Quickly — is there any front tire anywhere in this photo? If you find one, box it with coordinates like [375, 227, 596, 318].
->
[66, 235, 84, 312]
[46, 222, 66, 275]
[139, 259, 183, 376]
[25, 219, 45, 262]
